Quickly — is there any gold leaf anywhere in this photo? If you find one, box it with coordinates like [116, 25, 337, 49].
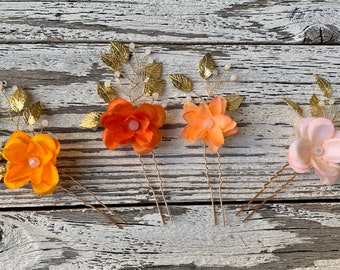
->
[97, 82, 117, 103]
[198, 53, 215, 80]
[110, 41, 129, 63]
[23, 101, 42, 125]
[310, 94, 324, 117]
[100, 54, 121, 71]
[80, 112, 101, 128]
[168, 74, 193, 92]
[9, 86, 26, 112]
[142, 62, 163, 81]
[143, 78, 166, 96]
[282, 98, 303, 117]
[314, 74, 332, 98]
[226, 94, 243, 112]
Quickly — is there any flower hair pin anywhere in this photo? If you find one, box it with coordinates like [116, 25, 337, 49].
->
[80, 41, 172, 224]
[0, 82, 126, 228]
[237, 75, 340, 222]
[169, 53, 243, 225]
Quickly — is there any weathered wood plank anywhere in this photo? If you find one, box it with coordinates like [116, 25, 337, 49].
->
[1, 203, 340, 269]
[0, 0, 339, 44]
[0, 44, 339, 208]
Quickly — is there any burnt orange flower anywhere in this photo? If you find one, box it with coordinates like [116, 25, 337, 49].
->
[182, 96, 238, 152]
[100, 98, 166, 155]
[2, 131, 60, 195]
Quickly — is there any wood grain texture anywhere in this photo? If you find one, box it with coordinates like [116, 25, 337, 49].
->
[0, 0, 339, 44]
[1, 203, 340, 269]
[1, 0, 340, 269]
[0, 44, 339, 209]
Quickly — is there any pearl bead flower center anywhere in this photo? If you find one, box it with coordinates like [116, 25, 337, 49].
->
[203, 119, 213, 129]
[313, 146, 324, 157]
[28, 157, 41, 168]
[128, 119, 140, 131]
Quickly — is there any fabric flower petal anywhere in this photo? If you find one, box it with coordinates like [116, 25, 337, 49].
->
[30, 165, 44, 185]
[224, 126, 238, 137]
[137, 104, 166, 128]
[207, 124, 225, 147]
[2, 141, 29, 164]
[311, 157, 340, 183]
[183, 101, 198, 113]
[4, 163, 31, 188]
[32, 163, 59, 195]
[293, 117, 315, 138]
[204, 137, 219, 153]
[212, 114, 237, 133]
[314, 169, 340, 185]
[322, 138, 340, 163]
[106, 98, 135, 115]
[181, 125, 205, 143]
[208, 96, 226, 115]
[102, 129, 128, 150]
[31, 134, 60, 164]
[307, 118, 334, 146]
[131, 128, 162, 155]
[288, 138, 312, 173]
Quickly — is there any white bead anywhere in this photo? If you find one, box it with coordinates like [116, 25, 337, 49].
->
[224, 64, 231, 70]
[128, 120, 139, 131]
[313, 146, 324, 157]
[318, 100, 325, 107]
[129, 42, 135, 51]
[229, 75, 237, 82]
[152, 92, 159, 99]
[28, 157, 41, 168]
[41, 119, 49, 128]
[161, 102, 167, 108]
[147, 57, 154, 64]
[27, 125, 34, 132]
[144, 48, 151, 56]
[203, 119, 213, 129]
[104, 80, 111, 87]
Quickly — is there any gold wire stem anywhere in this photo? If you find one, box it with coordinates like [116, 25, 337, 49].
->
[236, 163, 290, 217]
[59, 170, 127, 224]
[139, 155, 165, 225]
[204, 143, 216, 225]
[15, 112, 20, 130]
[242, 172, 297, 223]
[151, 151, 173, 223]
[133, 50, 141, 74]
[217, 150, 226, 226]
[59, 185, 122, 229]
[0, 130, 13, 136]
[1, 88, 14, 121]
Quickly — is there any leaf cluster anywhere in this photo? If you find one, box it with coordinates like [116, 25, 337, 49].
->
[283, 75, 334, 119]
[168, 53, 243, 112]
[7, 86, 42, 126]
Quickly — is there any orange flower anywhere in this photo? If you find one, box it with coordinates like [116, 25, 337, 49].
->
[100, 98, 166, 155]
[2, 131, 60, 195]
[182, 96, 238, 152]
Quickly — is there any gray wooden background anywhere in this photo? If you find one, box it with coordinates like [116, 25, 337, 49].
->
[0, 1, 340, 269]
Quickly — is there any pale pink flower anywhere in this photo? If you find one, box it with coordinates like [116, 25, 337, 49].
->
[288, 117, 340, 185]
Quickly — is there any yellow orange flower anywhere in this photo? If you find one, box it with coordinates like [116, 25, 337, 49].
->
[182, 96, 238, 152]
[2, 131, 60, 195]
[100, 98, 166, 155]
